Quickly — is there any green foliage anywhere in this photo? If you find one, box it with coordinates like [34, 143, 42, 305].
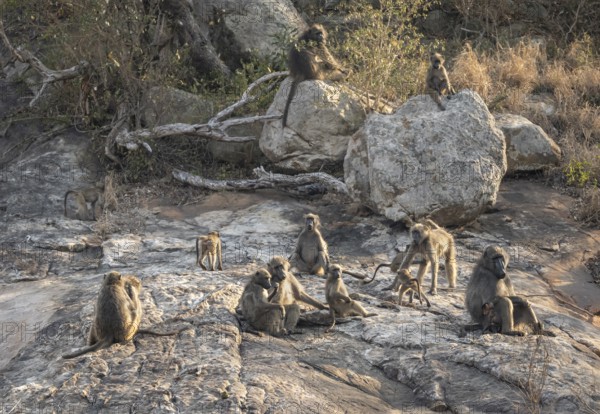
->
[564, 159, 598, 188]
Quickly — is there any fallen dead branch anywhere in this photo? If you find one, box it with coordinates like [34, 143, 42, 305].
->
[172, 166, 349, 195]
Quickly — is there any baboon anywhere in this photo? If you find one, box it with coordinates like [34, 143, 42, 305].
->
[464, 246, 531, 335]
[325, 264, 376, 332]
[397, 219, 457, 295]
[240, 269, 289, 336]
[196, 231, 223, 271]
[268, 256, 327, 310]
[290, 213, 329, 276]
[426, 52, 456, 111]
[482, 296, 545, 336]
[282, 24, 348, 127]
[62, 271, 139, 359]
[63, 180, 105, 220]
[388, 269, 431, 308]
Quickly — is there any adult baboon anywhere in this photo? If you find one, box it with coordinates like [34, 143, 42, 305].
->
[325, 264, 376, 332]
[464, 245, 531, 335]
[290, 213, 329, 276]
[282, 24, 348, 127]
[397, 219, 457, 295]
[63, 180, 105, 220]
[62, 271, 139, 359]
[482, 295, 546, 336]
[240, 269, 289, 336]
[268, 256, 327, 310]
[196, 231, 223, 271]
[425, 52, 456, 111]
[388, 269, 431, 308]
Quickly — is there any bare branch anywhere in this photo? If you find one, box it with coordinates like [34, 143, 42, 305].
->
[0, 19, 89, 107]
[172, 166, 349, 195]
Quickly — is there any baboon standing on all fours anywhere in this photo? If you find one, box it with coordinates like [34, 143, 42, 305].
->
[282, 24, 348, 127]
[325, 264, 376, 332]
[240, 269, 288, 336]
[63, 180, 105, 221]
[196, 231, 223, 271]
[397, 219, 457, 295]
[291, 213, 329, 276]
[389, 268, 431, 308]
[465, 246, 532, 336]
[426, 52, 456, 111]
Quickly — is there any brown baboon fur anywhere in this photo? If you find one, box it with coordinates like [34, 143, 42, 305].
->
[482, 295, 548, 336]
[290, 213, 329, 277]
[282, 24, 348, 127]
[325, 264, 376, 332]
[240, 269, 288, 336]
[425, 52, 456, 111]
[398, 219, 457, 295]
[388, 269, 431, 308]
[268, 256, 327, 312]
[63, 180, 105, 221]
[196, 231, 223, 271]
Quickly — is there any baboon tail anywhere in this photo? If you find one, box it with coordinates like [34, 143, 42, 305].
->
[363, 263, 391, 284]
[282, 80, 299, 127]
[63, 191, 74, 217]
[195, 238, 200, 265]
[62, 337, 112, 359]
[342, 270, 367, 280]
[446, 241, 457, 287]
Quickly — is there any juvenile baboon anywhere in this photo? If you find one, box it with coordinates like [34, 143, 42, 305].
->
[325, 264, 376, 332]
[240, 269, 289, 336]
[282, 24, 348, 127]
[63, 180, 105, 220]
[388, 269, 431, 308]
[290, 213, 329, 276]
[464, 245, 530, 335]
[398, 219, 457, 295]
[426, 52, 456, 111]
[482, 295, 546, 336]
[196, 231, 223, 271]
[62, 271, 138, 359]
[268, 256, 327, 310]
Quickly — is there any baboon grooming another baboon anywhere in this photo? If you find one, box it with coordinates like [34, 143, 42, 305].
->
[282, 24, 348, 127]
[196, 231, 223, 271]
[388, 269, 431, 308]
[268, 256, 327, 311]
[397, 219, 457, 295]
[482, 295, 545, 336]
[325, 264, 376, 332]
[63, 180, 105, 221]
[465, 246, 532, 336]
[426, 52, 456, 111]
[291, 213, 329, 276]
[240, 269, 289, 336]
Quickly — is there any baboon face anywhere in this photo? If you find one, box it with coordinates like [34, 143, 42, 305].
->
[484, 246, 508, 279]
[328, 265, 342, 279]
[302, 24, 326, 45]
[410, 224, 429, 244]
[254, 270, 273, 290]
[431, 53, 444, 69]
[268, 256, 289, 283]
[304, 213, 320, 231]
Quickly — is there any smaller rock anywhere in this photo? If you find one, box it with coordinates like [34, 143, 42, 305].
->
[495, 114, 561, 174]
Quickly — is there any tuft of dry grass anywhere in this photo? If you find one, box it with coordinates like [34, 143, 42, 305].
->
[451, 43, 493, 100]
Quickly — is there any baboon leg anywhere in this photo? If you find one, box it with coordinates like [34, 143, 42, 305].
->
[217, 244, 223, 271]
[209, 253, 216, 271]
[311, 252, 328, 276]
[398, 285, 410, 306]
[496, 297, 523, 336]
[326, 308, 337, 333]
[87, 324, 99, 346]
[350, 301, 376, 317]
[200, 254, 208, 271]
[283, 304, 301, 332]
[416, 262, 430, 294]
[430, 90, 445, 110]
[292, 255, 310, 273]
[418, 287, 431, 307]
[445, 249, 457, 288]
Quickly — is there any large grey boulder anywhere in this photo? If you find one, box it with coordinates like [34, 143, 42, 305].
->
[344, 90, 506, 226]
[495, 114, 561, 174]
[260, 78, 366, 171]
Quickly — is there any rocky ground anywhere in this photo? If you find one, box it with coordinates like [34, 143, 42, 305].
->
[0, 114, 599, 413]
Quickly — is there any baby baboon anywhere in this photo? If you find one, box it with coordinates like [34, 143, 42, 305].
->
[425, 52, 456, 111]
[482, 295, 545, 336]
[196, 231, 223, 271]
[282, 24, 348, 127]
[240, 269, 289, 336]
[268, 256, 327, 311]
[325, 264, 376, 332]
[290, 213, 329, 276]
[388, 269, 431, 308]
[465, 245, 525, 334]
[63, 180, 105, 221]
[62, 271, 138, 359]
[399, 219, 457, 295]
